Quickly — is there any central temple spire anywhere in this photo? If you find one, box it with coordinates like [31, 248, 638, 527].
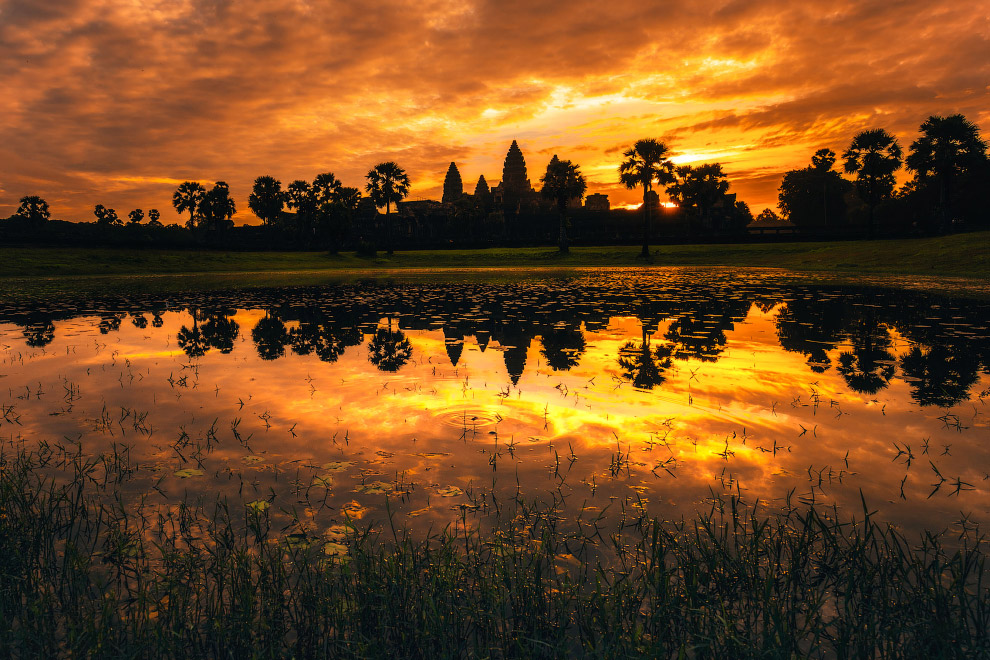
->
[501, 140, 531, 195]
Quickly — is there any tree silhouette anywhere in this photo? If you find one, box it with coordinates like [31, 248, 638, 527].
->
[778, 149, 850, 229]
[906, 114, 988, 234]
[248, 176, 286, 229]
[127, 208, 144, 224]
[540, 155, 587, 254]
[147, 208, 162, 226]
[619, 139, 675, 259]
[177, 312, 209, 358]
[311, 172, 350, 252]
[667, 163, 730, 232]
[93, 204, 121, 226]
[16, 196, 51, 225]
[366, 162, 410, 257]
[836, 319, 895, 395]
[198, 182, 236, 233]
[900, 344, 979, 407]
[24, 320, 55, 347]
[290, 318, 363, 363]
[252, 313, 290, 361]
[539, 326, 586, 371]
[286, 179, 316, 242]
[368, 319, 413, 372]
[172, 182, 206, 229]
[201, 312, 240, 354]
[843, 129, 902, 237]
[617, 323, 673, 390]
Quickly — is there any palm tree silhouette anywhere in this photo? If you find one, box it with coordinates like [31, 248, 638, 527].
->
[843, 129, 902, 237]
[368, 319, 412, 372]
[617, 323, 673, 390]
[540, 155, 587, 254]
[836, 318, 896, 395]
[365, 162, 410, 257]
[127, 209, 144, 224]
[906, 114, 987, 234]
[619, 139, 675, 259]
[177, 308, 209, 358]
[172, 182, 206, 229]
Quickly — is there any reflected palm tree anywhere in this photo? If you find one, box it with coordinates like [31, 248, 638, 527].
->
[837, 319, 896, 395]
[252, 313, 290, 361]
[177, 310, 209, 358]
[900, 345, 979, 407]
[131, 313, 148, 329]
[539, 326, 586, 371]
[24, 320, 55, 348]
[368, 319, 412, 372]
[618, 324, 674, 390]
[775, 298, 847, 373]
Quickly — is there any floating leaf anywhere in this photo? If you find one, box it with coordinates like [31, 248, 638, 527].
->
[174, 468, 204, 478]
[323, 542, 348, 557]
[437, 486, 463, 497]
[355, 481, 393, 495]
[311, 475, 334, 488]
[247, 500, 270, 512]
[322, 461, 353, 472]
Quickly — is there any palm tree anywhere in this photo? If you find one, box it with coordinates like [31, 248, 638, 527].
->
[368, 319, 413, 372]
[147, 208, 162, 226]
[617, 323, 673, 390]
[365, 162, 410, 256]
[906, 114, 987, 234]
[172, 182, 206, 229]
[127, 208, 144, 224]
[619, 139, 675, 259]
[811, 148, 836, 227]
[843, 129, 902, 238]
[248, 175, 286, 229]
[540, 155, 587, 254]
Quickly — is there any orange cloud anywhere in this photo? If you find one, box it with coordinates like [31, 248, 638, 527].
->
[0, 0, 986, 222]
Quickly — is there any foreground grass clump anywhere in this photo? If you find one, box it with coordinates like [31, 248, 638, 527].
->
[2, 444, 989, 658]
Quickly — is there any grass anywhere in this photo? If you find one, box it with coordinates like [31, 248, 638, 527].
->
[2, 441, 988, 658]
[1, 231, 988, 279]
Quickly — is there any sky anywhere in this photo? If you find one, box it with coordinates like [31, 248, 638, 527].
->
[1, 0, 988, 223]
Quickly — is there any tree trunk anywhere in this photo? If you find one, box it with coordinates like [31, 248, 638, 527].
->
[558, 200, 569, 254]
[385, 201, 393, 256]
[640, 186, 651, 259]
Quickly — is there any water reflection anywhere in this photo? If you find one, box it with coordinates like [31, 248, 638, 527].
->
[2, 271, 989, 539]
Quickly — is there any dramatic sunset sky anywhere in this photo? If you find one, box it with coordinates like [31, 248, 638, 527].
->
[1, 0, 987, 223]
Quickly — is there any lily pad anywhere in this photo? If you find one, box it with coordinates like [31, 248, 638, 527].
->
[174, 468, 204, 478]
[355, 481, 393, 495]
[311, 475, 334, 488]
[322, 461, 353, 472]
[247, 500, 270, 512]
[323, 542, 348, 557]
[437, 486, 463, 497]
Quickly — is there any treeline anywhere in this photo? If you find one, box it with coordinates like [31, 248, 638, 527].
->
[763, 114, 989, 235]
[3, 113, 987, 252]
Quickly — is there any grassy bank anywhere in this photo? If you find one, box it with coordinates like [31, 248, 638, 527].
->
[2, 442, 988, 658]
[1, 232, 988, 279]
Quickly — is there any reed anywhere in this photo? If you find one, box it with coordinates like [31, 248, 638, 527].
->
[2, 441, 988, 658]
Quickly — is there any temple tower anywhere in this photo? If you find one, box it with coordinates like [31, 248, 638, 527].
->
[442, 162, 463, 204]
[500, 140, 532, 209]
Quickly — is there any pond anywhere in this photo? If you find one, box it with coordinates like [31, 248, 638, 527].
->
[2, 268, 988, 541]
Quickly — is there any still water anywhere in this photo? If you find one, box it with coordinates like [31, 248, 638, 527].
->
[2, 269, 988, 540]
